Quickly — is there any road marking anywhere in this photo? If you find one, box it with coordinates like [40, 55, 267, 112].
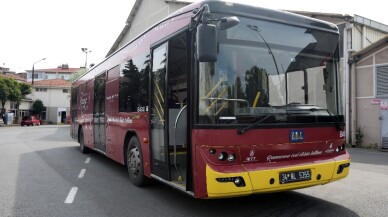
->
[85, 157, 91, 164]
[64, 187, 78, 204]
[78, 169, 86, 178]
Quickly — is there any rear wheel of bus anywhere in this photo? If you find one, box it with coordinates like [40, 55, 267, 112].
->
[79, 128, 90, 154]
[127, 136, 149, 186]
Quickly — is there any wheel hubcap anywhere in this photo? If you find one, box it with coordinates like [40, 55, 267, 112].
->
[128, 147, 140, 176]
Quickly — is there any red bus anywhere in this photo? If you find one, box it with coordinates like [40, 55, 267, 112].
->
[70, 1, 350, 198]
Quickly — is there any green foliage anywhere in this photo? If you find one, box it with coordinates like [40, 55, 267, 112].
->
[0, 77, 10, 108]
[69, 68, 88, 82]
[19, 82, 32, 96]
[0, 76, 32, 109]
[355, 127, 364, 147]
[32, 99, 46, 115]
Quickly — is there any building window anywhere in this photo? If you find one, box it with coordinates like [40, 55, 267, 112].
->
[19, 110, 28, 117]
[63, 89, 69, 93]
[35, 88, 48, 92]
[377, 65, 388, 97]
[10, 102, 19, 110]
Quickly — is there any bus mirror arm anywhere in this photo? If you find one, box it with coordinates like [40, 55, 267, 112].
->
[192, 5, 240, 62]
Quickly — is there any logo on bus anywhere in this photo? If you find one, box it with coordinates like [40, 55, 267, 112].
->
[245, 149, 257, 162]
[290, 130, 304, 142]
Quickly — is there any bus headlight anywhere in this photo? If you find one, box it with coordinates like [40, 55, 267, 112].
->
[217, 152, 227, 161]
[227, 154, 235, 162]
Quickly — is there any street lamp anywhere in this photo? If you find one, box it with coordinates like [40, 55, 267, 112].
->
[32, 58, 46, 85]
[81, 48, 92, 68]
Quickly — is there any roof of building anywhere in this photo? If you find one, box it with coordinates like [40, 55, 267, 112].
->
[286, 10, 353, 22]
[106, 0, 190, 57]
[0, 73, 27, 82]
[31, 79, 71, 88]
[105, 0, 143, 57]
[353, 35, 388, 58]
[26, 68, 81, 74]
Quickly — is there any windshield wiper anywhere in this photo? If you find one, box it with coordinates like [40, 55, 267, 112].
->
[317, 108, 343, 131]
[237, 114, 274, 135]
[287, 107, 343, 131]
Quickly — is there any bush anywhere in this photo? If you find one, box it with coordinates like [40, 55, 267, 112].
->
[355, 127, 364, 147]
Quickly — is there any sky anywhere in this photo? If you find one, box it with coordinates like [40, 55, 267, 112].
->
[1, 0, 388, 73]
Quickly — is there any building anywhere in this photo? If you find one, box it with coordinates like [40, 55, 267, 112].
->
[25, 64, 81, 82]
[0, 66, 13, 74]
[1, 64, 76, 124]
[348, 36, 388, 149]
[288, 12, 388, 147]
[31, 79, 71, 124]
[106, 0, 190, 57]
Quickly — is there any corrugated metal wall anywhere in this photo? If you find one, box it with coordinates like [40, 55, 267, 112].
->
[352, 24, 387, 51]
[119, 0, 187, 49]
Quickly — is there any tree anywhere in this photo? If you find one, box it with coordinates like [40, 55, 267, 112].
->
[0, 77, 9, 122]
[31, 99, 46, 119]
[70, 68, 88, 82]
[20, 82, 32, 96]
[0, 77, 32, 117]
[0, 77, 10, 109]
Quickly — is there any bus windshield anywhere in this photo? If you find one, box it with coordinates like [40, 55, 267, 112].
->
[198, 16, 342, 125]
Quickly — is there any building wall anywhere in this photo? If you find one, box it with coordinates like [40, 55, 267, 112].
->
[355, 45, 388, 148]
[356, 98, 380, 146]
[32, 88, 70, 124]
[352, 24, 387, 51]
[375, 46, 388, 64]
[27, 72, 72, 82]
[32, 88, 70, 108]
[120, 0, 187, 48]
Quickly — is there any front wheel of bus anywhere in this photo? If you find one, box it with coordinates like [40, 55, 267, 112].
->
[127, 137, 148, 186]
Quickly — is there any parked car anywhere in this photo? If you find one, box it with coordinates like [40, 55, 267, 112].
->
[21, 116, 41, 126]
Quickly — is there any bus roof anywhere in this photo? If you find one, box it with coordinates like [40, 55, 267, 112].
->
[73, 0, 338, 86]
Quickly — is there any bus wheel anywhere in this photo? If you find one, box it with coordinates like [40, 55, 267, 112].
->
[127, 137, 148, 186]
[79, 128, 90, 154]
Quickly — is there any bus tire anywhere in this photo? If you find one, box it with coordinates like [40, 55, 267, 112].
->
[79, 128, 90, 154]
[127, 137, 148, 186]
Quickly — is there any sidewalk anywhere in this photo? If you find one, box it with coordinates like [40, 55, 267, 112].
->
[0, 123, 19, 127]
[348, 147, 388, 153]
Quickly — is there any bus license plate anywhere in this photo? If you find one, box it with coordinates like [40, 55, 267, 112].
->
[279, 169, 311, 184]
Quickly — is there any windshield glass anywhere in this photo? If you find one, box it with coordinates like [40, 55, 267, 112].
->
[198, 16, 342, 125]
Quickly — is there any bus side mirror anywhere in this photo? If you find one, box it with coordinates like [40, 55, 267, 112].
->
[196, 23, 217, 62]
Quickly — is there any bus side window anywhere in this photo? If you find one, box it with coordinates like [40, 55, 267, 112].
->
[119, 53, 150, 112]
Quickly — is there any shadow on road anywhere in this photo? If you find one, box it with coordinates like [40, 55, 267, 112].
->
[12, 145, 359, 217]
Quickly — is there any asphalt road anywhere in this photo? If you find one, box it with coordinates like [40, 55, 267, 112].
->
[0, 125, 387, 217]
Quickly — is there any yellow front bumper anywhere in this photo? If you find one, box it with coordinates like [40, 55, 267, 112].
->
[206, 159, 350, 198]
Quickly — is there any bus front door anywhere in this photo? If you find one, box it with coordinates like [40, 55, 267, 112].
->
[150, 33, 188, 188]
[150, 42, 170, 180]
